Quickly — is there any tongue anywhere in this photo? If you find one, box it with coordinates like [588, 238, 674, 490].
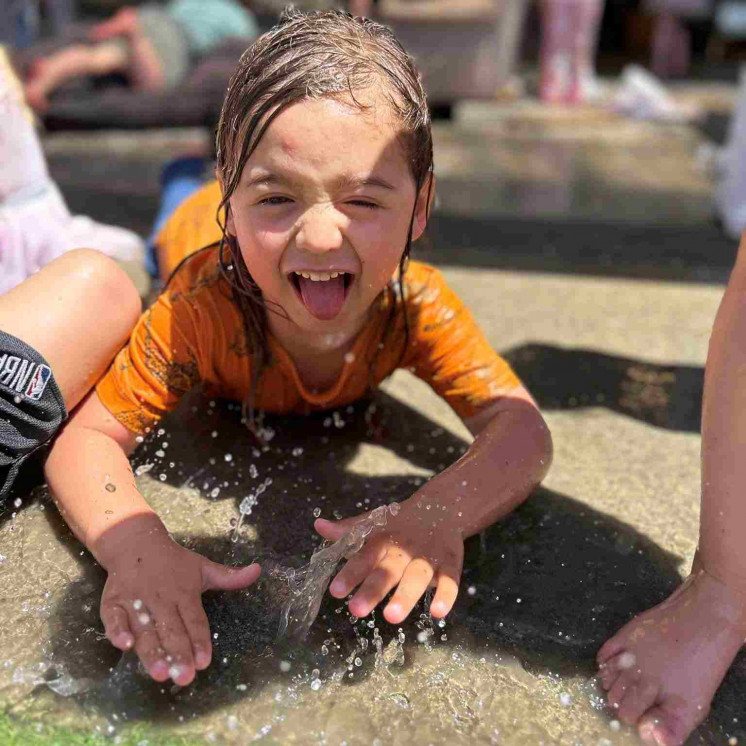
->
[298, 275, 346, 320]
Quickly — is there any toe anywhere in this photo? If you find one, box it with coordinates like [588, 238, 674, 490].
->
[639, 700, 709, 746]
[617, 679, 659, 726]
[597, 634, 626, 664]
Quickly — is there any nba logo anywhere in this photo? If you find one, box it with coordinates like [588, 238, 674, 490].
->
[25, 364, 51, 400]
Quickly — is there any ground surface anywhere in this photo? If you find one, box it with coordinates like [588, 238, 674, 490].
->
[1, 90, 744, 745]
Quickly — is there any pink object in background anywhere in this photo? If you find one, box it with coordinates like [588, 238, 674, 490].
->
[0, 49, 144, 295]
[539, 0, 604, 104]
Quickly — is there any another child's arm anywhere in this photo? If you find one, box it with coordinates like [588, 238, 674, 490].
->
[316, 385, 551, 624]
[596, 239, 746, 745]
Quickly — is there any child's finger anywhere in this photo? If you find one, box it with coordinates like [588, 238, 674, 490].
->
[329, 540, 386, 598]
[430, 568, 460, 618]
[151, 604, 197, 686]
[383, 557, 434, 624]
[201, 561, 261, 592]
[178, 600, 213, 670]
[348, 548, 409, 618]
[100, 603, 134, 651]
[132, 625, 170, 682]
[314, 517, 357, 542]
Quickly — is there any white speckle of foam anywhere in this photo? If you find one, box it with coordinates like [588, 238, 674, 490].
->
[137, 613, 150, 625]
[132, 599, 143, 611]
[609, 719, 621, 732]
[559, 692, 572, 707]
[279, 660, 291, 672]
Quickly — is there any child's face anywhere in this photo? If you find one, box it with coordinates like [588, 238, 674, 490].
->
[227, 93, 429, 346]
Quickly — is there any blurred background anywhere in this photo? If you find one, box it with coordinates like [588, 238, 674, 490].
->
[3, 0, 746, 298]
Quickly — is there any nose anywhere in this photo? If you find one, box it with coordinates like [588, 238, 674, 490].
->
[294, 203, 344, 255]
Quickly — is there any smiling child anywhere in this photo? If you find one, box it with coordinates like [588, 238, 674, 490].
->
[43, 9, 552, 688]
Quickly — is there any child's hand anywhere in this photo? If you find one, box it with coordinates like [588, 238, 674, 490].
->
[314, 498, 463, 624]
[96, 515, 260, 686]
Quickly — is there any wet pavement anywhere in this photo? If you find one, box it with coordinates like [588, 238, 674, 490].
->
[1, 92, 744, 744]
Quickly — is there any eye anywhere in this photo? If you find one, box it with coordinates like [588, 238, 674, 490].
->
[259, 196, 293, 206]
[347, 200, 379, 209]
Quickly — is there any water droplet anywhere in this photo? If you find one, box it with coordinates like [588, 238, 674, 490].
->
[279, 660, 291, 672]
[224, 454, 233, 462]
[132, 599, 143, 610]
[559, 692, 572, 707]
[609, 720, 621, 732]
[310, 678, 322, 691]
[13, 498, 21, 508]
[159, 474, 167, 482]
[313, 507, 321, 518]
[292, 447, 304, 456]
[105, 483, 116, 493]
[467, 586, 476, 596]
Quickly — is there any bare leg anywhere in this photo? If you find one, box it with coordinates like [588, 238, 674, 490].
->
[0, 249, 141, 411]
[568, 0, 603, 103]
[539, 0, 573, 104]
[24, 41, 128, 111]
[597, 236, 746, 746]
[89, 6, 165, 91]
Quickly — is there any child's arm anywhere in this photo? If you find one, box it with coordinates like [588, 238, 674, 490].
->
[45, 392, 260, 686]
[315, 385, 551, 624]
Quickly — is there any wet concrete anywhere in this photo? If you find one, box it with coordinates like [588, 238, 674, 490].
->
[1, 93, 744, 744]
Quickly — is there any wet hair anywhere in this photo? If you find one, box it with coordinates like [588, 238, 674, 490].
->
[214, 8, 433, 431]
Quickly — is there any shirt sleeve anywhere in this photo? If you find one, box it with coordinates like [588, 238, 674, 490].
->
[402, 266, 521, 420]
[96, 285, 203, 435]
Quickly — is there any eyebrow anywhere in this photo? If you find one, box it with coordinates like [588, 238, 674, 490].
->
[242, 171, 396, 191]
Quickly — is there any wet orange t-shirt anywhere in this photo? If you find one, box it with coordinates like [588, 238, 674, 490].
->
[96, 246, 521, 435]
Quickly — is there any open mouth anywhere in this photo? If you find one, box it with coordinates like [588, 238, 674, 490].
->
[288, 271, 354, 321]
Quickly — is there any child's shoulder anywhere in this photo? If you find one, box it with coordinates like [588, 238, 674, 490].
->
[403, 260, 460, 306]
[163, 244, 233, 308]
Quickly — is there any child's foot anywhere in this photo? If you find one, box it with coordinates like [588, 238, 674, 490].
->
[89, 7, 139, 42]
[597, 568, 746, 745]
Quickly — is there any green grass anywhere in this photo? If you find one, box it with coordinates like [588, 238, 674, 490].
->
[0, 712, 204, 746]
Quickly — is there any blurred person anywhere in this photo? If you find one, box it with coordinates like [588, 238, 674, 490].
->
[0, 48, 145, 294]
[539, 0, 604, 104]
[598, 235, 746, 746]
[23, 0, 258, 111]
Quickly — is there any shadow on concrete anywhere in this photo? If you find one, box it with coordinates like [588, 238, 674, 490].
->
[503, 343, 704, 433]
[418, 213, 736, 284]
[35, 391, 745, 742]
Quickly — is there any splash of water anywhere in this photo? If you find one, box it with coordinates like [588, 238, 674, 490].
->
[267, 503, 400, 640]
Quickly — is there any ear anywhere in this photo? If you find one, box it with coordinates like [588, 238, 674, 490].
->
[411, 172, 435, 242]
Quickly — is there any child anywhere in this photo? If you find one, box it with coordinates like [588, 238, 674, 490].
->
[597, 238, 746, 745]
[1, 249, 141, 500]
[43, 9, 552, 688]
[1, 48, 145, 293]
[23, 0, 258, 111]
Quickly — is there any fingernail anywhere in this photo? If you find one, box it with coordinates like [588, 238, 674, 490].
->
[387, 603, 402, 618]
[431, 601, 448, 617]
[194, 646, 210, 668]
[152, 659, 169, 677]
[330, 580, 346, 595]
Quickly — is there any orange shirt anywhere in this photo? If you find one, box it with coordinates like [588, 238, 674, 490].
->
[97, 247, 521, 435]
[155, 180, 224, 281]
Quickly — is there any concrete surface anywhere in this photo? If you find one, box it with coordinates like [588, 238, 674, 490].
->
[1, 92, 744, 745]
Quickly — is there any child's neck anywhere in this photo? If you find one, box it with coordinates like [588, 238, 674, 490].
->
[268, 315, 362, 394]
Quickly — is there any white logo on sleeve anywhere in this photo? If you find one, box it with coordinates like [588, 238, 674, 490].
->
[0, 353, 52, 400]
